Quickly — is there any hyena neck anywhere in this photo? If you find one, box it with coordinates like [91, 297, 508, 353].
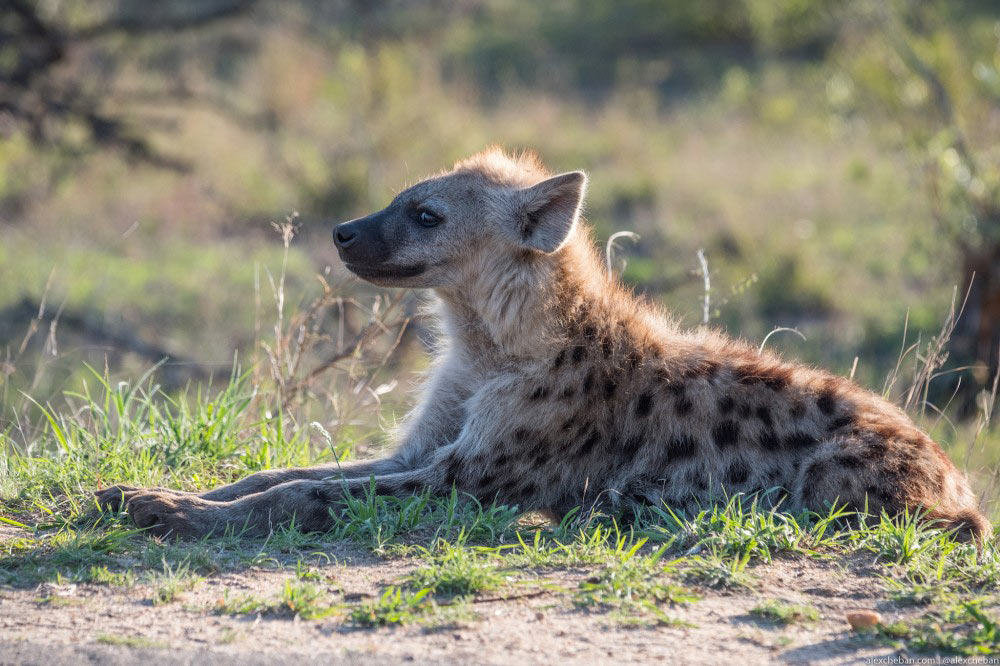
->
[435, 232, 611, 358]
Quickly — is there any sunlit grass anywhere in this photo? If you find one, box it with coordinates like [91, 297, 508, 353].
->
[2, 368, 999, 654]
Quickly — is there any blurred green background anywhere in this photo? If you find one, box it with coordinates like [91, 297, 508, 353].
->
[2, 0, 999, 433]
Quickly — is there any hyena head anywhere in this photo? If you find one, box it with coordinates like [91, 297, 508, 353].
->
[332, 148, 587, 288]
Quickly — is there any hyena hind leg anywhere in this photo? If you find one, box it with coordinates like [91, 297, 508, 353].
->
[792, 441, 993, 547]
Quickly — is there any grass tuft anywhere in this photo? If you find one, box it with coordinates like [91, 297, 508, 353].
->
[750, 599, 820, 625]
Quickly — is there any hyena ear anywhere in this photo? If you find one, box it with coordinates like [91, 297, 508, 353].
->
[513, 171, 587, 253]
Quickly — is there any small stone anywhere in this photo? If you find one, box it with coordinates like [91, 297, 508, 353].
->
[535, 611, 545, 622]
[846, 610, 881, 631]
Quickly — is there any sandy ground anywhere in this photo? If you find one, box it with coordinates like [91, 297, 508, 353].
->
[0, 525, 916, 665]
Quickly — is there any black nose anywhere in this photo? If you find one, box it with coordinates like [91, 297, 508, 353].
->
[333, 224, 357, 248]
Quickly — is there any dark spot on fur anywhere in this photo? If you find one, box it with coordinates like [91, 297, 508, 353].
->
[601, 337, 613, 358]
[534, 449, 550, 465]
[718, 395, 735, 414]
[737, 403, 752, 419]
[583, 370, 595, 394]
[755, 405, 773, 428]
[726, 462, 750, 486]
[529, 386, 550, 401]
[635, 392, 654, 417]
[626, 351, 640, 370]
[895, 459, 913, 478]
[514, 428, 530, 442]
[553, 348, 567, 369]
[804, 461, 827, 486]
[712, 420, 740, 448]
[763, 374, 788, 392]
[790, 401, 807, 419]
[495, 453, 511, 467]
[783, 431, 817, 449]
[498, 479, 519, 498]
[668, 435, 699, 460]
[816, 390, 837, 416]
[572, 346, 586, 364]
[583, 324, 596, 339]
[521, 483, 538, 499]
[561, 386, 576, 399]
[603, 378, 617, 399]
[735, 364, 791, 392]
[621, 435, 644, 456]
[758, 429, 780, 450]
[828, 414, 854, 432]
[834, 454, 864, 469]
[865, 485, 892, 504]
[577, 427, 600, 457]
[864, 437, 889, 458]
[560, 418, 574, 432]
[675, 397, 693, 416]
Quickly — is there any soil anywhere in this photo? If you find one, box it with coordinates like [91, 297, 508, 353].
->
[0, 525, 918, 665]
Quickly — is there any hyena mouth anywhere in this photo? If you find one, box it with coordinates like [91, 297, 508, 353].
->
[345, 263, 427, 280]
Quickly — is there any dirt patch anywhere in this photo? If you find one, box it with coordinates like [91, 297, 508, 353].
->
[0, 532, 918, 666]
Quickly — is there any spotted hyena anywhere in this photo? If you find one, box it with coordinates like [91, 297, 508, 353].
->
[97, 148, 992, 544]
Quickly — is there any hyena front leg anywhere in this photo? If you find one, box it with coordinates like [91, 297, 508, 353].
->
[118, 447, 474, 539]
[95, 458, 407, 513]
[96, 370, 471, 514]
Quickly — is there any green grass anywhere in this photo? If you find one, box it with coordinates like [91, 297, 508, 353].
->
[214, 579, 337, 620]
[575, 543, 698, 626]
[348, 586, 437, 627]
[3, 2, 1000, 652]
[146, 557, 203, 605]
[406, 542, 504, 598]
[96, 634, 169, 649]
[874, 601, 1000, 656]
[679, 548, 758, 590]
[750, 599, 820, 625]
[2, 368, 1000, 655]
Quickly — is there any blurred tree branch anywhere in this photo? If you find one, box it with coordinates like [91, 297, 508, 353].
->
[74, 1, 258, 40]
[0, 0, 260, 170]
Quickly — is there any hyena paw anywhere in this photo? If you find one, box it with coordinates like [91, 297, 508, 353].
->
[94, 485, 190, 513]
[94, 485, 143, 512]
[104, 491, 220, 539]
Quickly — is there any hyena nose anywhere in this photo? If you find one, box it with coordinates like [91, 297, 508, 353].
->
[333, 224, 357, 249]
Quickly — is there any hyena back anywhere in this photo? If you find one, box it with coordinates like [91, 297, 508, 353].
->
[97, 148, 991, 544]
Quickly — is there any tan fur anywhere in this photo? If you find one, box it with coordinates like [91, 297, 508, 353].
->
[97, 148, 992, 545]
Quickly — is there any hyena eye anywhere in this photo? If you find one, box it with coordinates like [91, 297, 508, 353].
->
[416, 209, 442, 228]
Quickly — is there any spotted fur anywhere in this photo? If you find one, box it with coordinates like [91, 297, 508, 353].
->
[97, 148, 991, 545]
